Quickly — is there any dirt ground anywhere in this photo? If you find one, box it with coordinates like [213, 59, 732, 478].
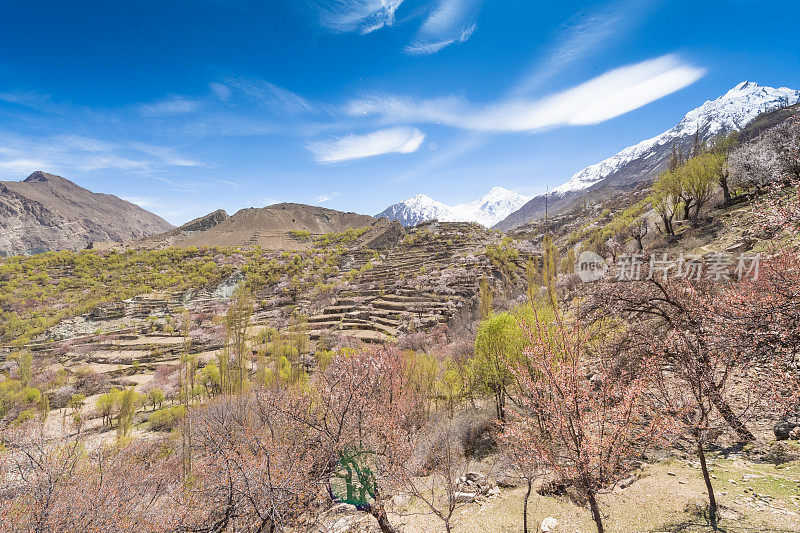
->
[385, 454, 800, 533]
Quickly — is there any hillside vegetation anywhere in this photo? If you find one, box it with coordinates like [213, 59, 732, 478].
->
[0, 114, 799, 533]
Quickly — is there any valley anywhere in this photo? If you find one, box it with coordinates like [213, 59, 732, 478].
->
[2, 83, 800, 533]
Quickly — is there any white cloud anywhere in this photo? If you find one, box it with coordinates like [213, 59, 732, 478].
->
[346, 55, 705, 132]
[308, 127, 425, 162]
[0, 157, 50, 174]
[397, 1, 656, 182]
[127, 142, 206, 167]
[209, 82, 232, 102]
[314, 0, 405, 34]
[0, 133, 204, 178]
[139, 95, 201, 116]
[405, 0, 482, 55]
[120, 196, 159, 209]
[217, 76, 312, 114]
[314, 192, 341, 203]
[0, 91, 59, 113]
[512, 0, 649, 97]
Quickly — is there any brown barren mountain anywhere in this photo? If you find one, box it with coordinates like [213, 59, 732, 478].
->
[0, 171, 173, 256]
[133, 202, 402, 251]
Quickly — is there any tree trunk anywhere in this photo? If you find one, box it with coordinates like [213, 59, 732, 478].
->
[719, 177, 731, 203]
[586, 490, 605, 533]
[368, 502, 399, 533]
[523, 478, 532, 533]
[709, 390, 755, 442]
[661, 215, 674, 236]
[499, 388, 506, 423]
[697, 441, 718, 531]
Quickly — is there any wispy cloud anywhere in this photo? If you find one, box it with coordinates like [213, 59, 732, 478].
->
[397, 0, 656, 181]
[346, 55, 705, 132]
[308, 126, 425, 162]
[513, 0, 651, 97]
[405, 0, 482, 55]
[139, 95, 201, 116]
[0, 91, 61, 113]
[120, 196, 159, 209]
[127, 142, 206, 167]
[217, 75, 312, 114]
[314, 192, 341, 203]
[209, 82, 232, 102]
[0, 133, 204, 178]
[314, 0, 405, 34]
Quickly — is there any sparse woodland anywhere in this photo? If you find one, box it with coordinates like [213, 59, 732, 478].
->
[1, 117, 800, 532]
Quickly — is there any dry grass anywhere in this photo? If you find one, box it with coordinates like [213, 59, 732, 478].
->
[387, 454, 800, 532]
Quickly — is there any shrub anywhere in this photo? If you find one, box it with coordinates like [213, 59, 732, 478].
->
[148, 405, 186, 431]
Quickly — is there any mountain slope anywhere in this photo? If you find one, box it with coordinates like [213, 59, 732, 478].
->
[133, 203, 401, 251]
[0, 171, 173, 256]
[378, 187, 531, 227]
[495, 81, 800, 231]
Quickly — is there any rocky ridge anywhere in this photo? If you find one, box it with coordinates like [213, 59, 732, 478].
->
[0, 171, 173, 256]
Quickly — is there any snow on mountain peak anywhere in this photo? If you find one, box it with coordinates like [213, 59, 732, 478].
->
[552, 81, 800, 195]
[728, 80, 758, 93]
[377, 187, 532, 227]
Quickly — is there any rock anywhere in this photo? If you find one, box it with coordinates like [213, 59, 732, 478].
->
[774, 414, 800, 440]
[791, 426, 800, 440]
[725, 240, 753, 254]
[327, 503, 358, 518]
[318, 503, 381, 533]
[768, 441, 800, 464]
[541, 517, 559, 532]
[454, 491, 476, 503]
[465, 471, 486, 484]
[391, 493, 409, 508]
[495, 473, 525, 488]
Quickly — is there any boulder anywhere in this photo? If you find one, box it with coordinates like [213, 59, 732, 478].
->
[317, 503, 380, 533]
[774, 414, 800, 440]
[541, 517, 559, 532]
[465, 472, 486, 484]
[454, 491, 476, 503]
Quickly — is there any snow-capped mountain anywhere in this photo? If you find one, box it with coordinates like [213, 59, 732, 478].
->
[378, 187, 532, 227]
[496, 81, 800, 230]
[378, 194, 454, 227]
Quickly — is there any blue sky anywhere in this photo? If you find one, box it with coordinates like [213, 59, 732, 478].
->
[0, 0, 798, 224]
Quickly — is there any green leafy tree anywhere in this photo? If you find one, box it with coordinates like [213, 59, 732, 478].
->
[472, 311, 528, 422]
[226, 287, 253, 393]
[96, 388, 121, 427]
[650, 170, 681, 236]
[147, 389, 165, 411]
[525, 258, 539, 303]
[116, 389, 142, 438]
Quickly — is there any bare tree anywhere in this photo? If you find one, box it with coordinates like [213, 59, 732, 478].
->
[507, 310, 660, 533]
